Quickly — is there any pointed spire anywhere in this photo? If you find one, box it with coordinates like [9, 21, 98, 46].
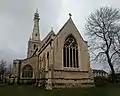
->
[34, 8, 40, 20]
[31, 9, 40, 41]
[36, 8, 38, 13]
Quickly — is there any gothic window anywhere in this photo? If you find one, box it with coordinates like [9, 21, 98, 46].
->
[35, 33, 37, 36]
[63, 35, 79, 68]
[34, 44, 36, 50]
[56, 38, 58, 51]
[47, 52, 49, 69]
[22, 65, 33, 78]
[44, 54, 46, 68]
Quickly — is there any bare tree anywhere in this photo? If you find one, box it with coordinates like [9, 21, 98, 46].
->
[85, 6, 120, 83]
[6, 64, 13, 77]
[0, 60, 7, 81]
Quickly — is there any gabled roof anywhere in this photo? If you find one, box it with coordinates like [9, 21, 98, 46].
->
[56, 17, 86, 42]
[38, 30, 55, 52]
[56, 17, 71, 36]
[41, 30, 55, 46]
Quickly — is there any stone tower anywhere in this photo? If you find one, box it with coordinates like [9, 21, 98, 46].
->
[27, 9, 41, 57]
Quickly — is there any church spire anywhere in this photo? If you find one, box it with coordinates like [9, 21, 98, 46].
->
[36, 8, 38, 13]
[32, 9, 40, 41]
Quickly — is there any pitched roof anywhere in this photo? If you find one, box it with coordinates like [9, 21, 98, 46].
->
[56, 17, 86, 43]
[40, 30, 55, 47]
[38, 30, 55, 52]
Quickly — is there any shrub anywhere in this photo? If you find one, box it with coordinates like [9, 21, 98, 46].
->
[94, 76, 112, 87]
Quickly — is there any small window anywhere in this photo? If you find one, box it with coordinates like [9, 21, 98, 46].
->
[34, 44, 36, 49]
[35, 34, 37, 36]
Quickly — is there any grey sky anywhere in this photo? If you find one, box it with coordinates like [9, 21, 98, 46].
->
[0, 0, 120, 69]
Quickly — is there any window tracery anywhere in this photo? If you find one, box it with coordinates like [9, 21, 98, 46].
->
[22, 65, 33, 78]
[63, 35, 79, 68]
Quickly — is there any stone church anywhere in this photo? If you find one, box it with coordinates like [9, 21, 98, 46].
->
[12, 10, 94, 89]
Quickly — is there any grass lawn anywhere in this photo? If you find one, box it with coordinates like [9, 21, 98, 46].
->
[0, 85, 120, 96]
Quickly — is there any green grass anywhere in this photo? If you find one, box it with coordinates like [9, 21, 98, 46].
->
[0, 85, 120, 96]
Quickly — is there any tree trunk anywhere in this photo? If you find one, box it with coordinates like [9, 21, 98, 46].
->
[106, 53, 116, 83]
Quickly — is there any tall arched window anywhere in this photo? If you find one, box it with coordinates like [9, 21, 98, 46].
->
[22, 65, 33, 78]
[47, 52, 49, 69]
[63, 35, 79, 68]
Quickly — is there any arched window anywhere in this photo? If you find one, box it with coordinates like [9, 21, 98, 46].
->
[63, 35, 79, 68]
[47, 52, 49, 69]
[22, 65, 33, 78]
[34, 44, 36, 50]
[33, 44, 38, 50]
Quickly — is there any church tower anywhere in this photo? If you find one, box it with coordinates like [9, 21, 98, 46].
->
[27, 9, 41, 57]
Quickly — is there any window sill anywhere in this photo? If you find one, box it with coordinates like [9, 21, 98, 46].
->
[63, 67, 80, 71]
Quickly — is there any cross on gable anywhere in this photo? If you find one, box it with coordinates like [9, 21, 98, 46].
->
[69, 13, 72, 18]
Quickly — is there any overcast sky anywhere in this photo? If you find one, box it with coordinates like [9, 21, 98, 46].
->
[0, 0, 120, 69]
